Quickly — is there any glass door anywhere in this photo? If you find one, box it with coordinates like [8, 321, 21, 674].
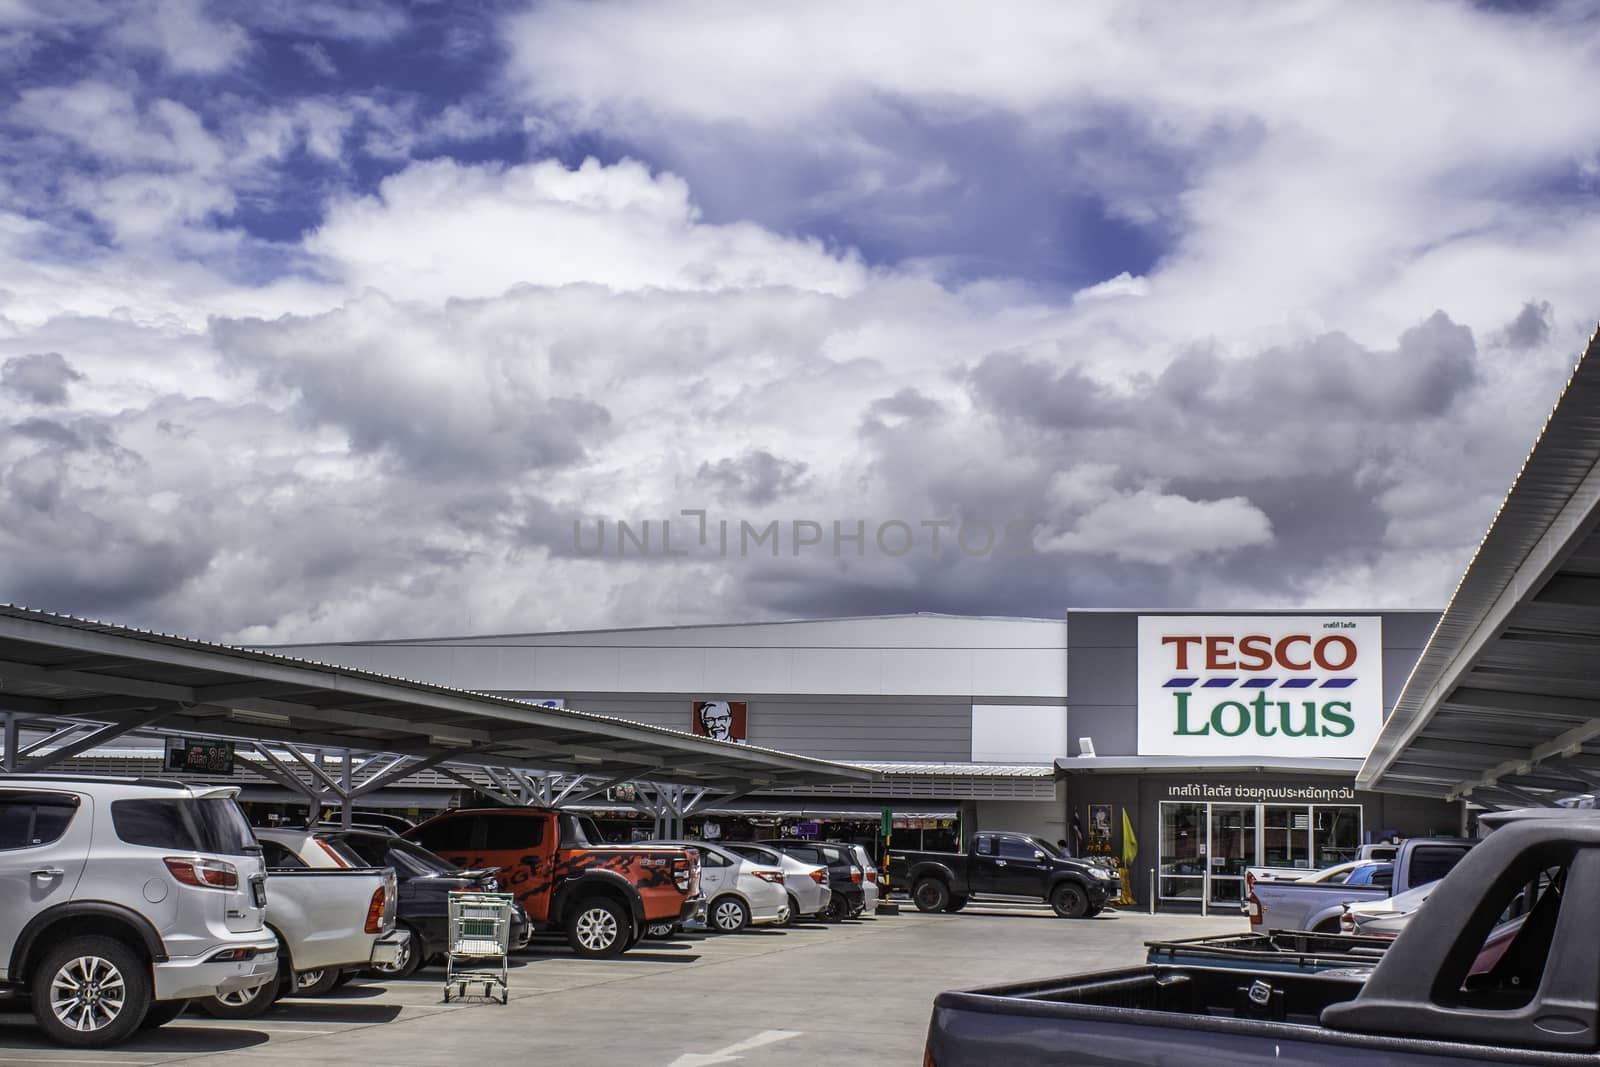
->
[1262, 805, 1312, 870]
[1207, 804, 1256, 904]
[1158, 802, 1205, 900]
[1312, 805, 1363, 867]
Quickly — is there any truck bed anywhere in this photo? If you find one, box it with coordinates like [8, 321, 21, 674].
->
[929, 966, 1596, 1066]
[1146, 931, 1390, 974]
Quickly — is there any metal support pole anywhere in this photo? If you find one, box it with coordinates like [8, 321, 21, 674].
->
[1148, 869, 1155, 916]
[341, 749, 353, 829]
[2, 713, 17, 773]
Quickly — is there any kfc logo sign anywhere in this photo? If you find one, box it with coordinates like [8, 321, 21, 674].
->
[1137, 616, 1383, 758]
[693, 700, 747, 743]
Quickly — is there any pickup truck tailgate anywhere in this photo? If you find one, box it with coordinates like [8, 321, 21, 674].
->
[266, 866, 397, 972]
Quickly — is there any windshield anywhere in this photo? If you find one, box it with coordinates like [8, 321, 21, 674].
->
[1030, 837, 1063, 859]
[337, 832, 458, 877]
[113, 796, 256, 856]
[734, 845, 783, 864]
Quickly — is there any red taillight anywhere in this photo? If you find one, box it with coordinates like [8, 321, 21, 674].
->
[316, 839, 352, 868]
[809, 869, 826, 885]
[1246, 871, 1255, 892]
[165, 857, 239, 890]
[850, 868, 862, 885]
[1246, 890, 1262, 926]
[865, 870, 877, 883]
[753, 869, 784, 884]
[924, 1045, 937, 1067]
[365, 887, 386, 934]
[1340, 910, 1355, 934]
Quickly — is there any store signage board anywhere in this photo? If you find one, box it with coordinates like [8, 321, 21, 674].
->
[164, 736, 236, 775]
[1137, 615, 1383, 759]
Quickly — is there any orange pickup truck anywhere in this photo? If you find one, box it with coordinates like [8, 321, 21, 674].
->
[404, 808, 702, 958]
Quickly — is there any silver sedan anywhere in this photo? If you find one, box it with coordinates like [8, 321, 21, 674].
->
[722, 842, 832, 923]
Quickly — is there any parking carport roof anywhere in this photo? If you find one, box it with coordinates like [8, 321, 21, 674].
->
[0, 605, 873, 791]
[1359, 328, 1600, 808]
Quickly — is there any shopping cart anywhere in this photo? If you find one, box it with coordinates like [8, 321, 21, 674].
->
[443, 890, 514, 1004]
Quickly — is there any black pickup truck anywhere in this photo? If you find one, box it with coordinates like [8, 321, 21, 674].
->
[925, 808, 1598, 1066]
[886, 832, 1119, 918]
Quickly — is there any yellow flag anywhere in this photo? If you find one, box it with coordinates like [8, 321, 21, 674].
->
[1121, 808, 1138, 867]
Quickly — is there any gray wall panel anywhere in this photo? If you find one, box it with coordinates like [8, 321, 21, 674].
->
[513, 693, 976, 763]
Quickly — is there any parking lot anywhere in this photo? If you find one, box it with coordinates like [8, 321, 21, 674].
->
[0, 905, 1243, 1066]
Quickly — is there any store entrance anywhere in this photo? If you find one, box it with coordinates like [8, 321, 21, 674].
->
[1207, 805, 1256, 906]
[1158, 800, 1362, 906]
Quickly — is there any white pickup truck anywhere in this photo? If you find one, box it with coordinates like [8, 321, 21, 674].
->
[1245, 844, 1398, 888]
[196, 829, 408, 1018]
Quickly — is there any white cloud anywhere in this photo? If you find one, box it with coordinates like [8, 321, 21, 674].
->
[305, 157, 871, 301]
[1042, 487, 1274, 565]
[112, 0, 248, 74]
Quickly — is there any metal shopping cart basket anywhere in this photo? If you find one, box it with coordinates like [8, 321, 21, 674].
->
[444, 891, 514, 1003]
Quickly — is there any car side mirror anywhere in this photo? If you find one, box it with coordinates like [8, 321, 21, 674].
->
[1034, 851, 1045, 860]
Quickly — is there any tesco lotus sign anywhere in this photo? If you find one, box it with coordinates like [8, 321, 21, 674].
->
[1136, 616, 1384, 759]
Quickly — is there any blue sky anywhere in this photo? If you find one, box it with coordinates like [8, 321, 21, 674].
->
[1, 1, 1597, 641]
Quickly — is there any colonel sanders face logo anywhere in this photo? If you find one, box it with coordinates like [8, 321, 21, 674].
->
[698, 701, 735, 741]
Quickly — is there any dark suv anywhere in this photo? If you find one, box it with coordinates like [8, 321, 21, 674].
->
[757, 839, 866, 919]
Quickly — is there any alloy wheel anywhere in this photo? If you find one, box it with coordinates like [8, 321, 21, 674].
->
[214, 987, 256, 1008]
[714, 900, 745, 931]
[49, 955, 126, 1033]
[575, 906, 619, 951]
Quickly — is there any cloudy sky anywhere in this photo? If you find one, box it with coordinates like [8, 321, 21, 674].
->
[2, 0, 1597, 643]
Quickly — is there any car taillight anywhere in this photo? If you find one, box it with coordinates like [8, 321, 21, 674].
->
[1246, 871, 1255, 892]
[1246, 890, 1262, 926]
[753, 869, 784, 884]
[850, 868, 862, 885]
[1340, 910, 1355, 934]
[365, 887, 386, 934]
[673, 856, 692, 892]
[165, 857, 239, 890]
[316, 839, 352, 868]
[809, 869, 826, 885]
[865, 870, 877, 883]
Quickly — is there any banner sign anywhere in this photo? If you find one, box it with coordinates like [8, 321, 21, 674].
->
[1137, 616, 1383, 759]
[164, 736, 236, 775]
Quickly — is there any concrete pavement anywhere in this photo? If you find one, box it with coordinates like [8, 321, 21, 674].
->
[0, 905, 1247, 1066]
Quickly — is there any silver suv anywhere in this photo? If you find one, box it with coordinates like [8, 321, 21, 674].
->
[0, 775, 279, 1047]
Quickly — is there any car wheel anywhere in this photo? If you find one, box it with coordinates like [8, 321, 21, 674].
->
[710, 895, 750, 933]
[944, 894, 968, 913]
[566, 898, 629, 959]
[198, 977, 279, 1019]
[912, 878, 950, 913]
[31, 936, 150, 1048]
[331, 969, 360, 990]
[294, 969, 339, 997]
[785, 894, 802, 925]
[1051, 883, 1090, 919]
[369, 926, 423, 980]
[1085, 904, 1104, 918]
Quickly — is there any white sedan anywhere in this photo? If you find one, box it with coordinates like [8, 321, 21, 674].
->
[723, 842, 832, 922]
[661, 841, 790, 932]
